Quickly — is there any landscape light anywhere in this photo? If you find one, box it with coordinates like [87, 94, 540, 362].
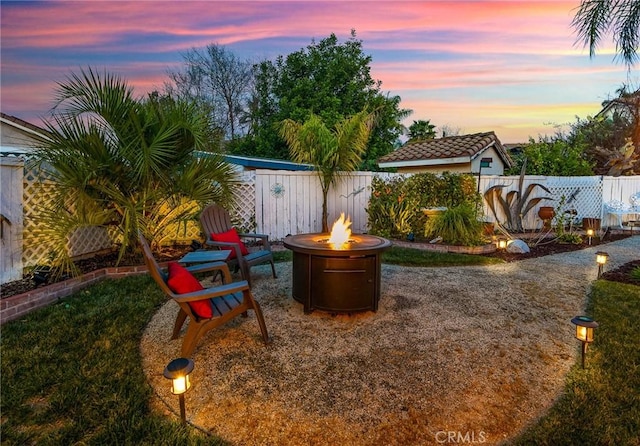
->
[497, 239, 508, 250]
[586, 228, 594, 245]
[164, 357, 194, 423]
[571, 316, 599, 369]
[595, 251, 609, 278]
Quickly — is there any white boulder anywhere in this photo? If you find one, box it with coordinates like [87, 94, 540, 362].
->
[506, 239, 530, 254]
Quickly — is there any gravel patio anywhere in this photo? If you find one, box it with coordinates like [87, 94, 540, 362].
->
[140, 235, 639, 445]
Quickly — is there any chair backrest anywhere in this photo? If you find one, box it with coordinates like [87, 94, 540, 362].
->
[200, 204, 233, 238]
[138, 232, 176, 297]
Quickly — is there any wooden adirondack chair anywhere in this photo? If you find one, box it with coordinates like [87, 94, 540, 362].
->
[199, 204, 277, 286]
[138, 232, 270, 357]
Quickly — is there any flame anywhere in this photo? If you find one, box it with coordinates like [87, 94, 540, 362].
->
[328, 213, 352, 249]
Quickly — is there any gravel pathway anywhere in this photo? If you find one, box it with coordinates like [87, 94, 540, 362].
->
[140, 236, 639, 446]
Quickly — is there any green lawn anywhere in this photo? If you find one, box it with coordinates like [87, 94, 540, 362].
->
[510, 280, 640, 445]
[1, 250, 638, 444]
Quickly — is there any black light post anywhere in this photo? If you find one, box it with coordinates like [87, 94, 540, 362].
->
[595, 251, 609, 279]
[571, 316, 599, 369]
[164, 358, 194, 423]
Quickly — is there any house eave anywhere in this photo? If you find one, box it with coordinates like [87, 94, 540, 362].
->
[0, 116, 51, 142]
[378, 156, 471, 168]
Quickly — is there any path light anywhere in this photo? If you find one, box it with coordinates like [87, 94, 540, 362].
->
[595, 251, 610, 278]
[496, 239, 508, 250]
[586, 228, 594, 245]
[571, 316, 599, 369]
[164, 358, 194, 423]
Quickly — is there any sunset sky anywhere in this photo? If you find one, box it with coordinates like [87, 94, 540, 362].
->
[0, 0, 634, 143]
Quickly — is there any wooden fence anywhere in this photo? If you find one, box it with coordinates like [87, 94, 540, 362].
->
[4, 162, 640, 274]
[253, 171, 640, 240]
[1, 157, 24, 282]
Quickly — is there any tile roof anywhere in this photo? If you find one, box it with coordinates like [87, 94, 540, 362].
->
[378, 131, 513, 167]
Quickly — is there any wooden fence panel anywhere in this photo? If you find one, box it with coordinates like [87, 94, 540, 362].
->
[1, 157, 24, 282]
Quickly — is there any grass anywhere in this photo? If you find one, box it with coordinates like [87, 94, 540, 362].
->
[510, 280, 640, 445]
[273, 245, 504, 267]
[381, 245, 503, 266]
[0, 276, 224, 445]
[1, 251, 638, 444]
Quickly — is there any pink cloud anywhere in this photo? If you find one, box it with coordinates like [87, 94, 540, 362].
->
[0, 1, 629, 142]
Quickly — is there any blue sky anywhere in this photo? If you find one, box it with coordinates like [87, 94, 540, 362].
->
[0, 0, 634, 143]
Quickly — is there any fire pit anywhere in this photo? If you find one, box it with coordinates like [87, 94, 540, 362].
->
[283, 214, 392, 314]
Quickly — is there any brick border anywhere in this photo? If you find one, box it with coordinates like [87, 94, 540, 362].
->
[0, 263, 161, 325]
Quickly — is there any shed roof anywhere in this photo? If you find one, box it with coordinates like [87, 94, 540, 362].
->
[378, 131, 513, 168]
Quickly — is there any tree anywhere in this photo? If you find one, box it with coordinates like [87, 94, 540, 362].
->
[568, 84, 640, 175]
[507, 135, 594, 176]
[279, 110, 374, 232]
[248, 30, 410, 167]
[31, 68, 236, 269]
[408, 119, 437, 141]
[167, 44, 254, 139]
[572, 0, 640, 67]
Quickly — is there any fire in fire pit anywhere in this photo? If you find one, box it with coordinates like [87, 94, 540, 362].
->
[283, 214, 392, 314]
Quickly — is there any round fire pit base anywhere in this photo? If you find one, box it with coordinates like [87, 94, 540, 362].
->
[284, 233, 392, 314]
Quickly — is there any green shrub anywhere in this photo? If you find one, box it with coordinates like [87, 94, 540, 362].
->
[424, 203, 485, 246]
[631, 266, 640, 281]
[366, 173, 481, 238]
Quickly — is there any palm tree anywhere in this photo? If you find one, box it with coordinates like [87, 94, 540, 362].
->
[30, 68, 236, 268]
[279, 111, 374, 232]
[408, 119, 437, 141]
[572, 0, 640, 67]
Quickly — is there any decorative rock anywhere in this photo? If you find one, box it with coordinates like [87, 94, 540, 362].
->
[506, 239, 530, 254]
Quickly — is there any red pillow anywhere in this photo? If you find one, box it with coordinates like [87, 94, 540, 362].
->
[166, 262, 212, 319]
[211, 228, 249, 259]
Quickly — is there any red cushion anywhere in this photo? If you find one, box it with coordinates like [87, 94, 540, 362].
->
[211, 228, 249, 259]
[166, 262, 212, 319]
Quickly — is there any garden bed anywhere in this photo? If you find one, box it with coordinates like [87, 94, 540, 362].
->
[0, 246, 192, 300]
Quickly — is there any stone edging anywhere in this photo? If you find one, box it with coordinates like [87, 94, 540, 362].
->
[0, 263, 159, 325]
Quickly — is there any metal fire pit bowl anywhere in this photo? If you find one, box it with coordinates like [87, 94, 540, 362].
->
[283, 233, 392, 314]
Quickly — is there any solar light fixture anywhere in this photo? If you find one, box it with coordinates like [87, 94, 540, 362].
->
[164, 357, 194, 423]
[595, 251, 609, 278]
[571, 316, 599, 369]
[586, 228, 594, 245]
[496, 239, 508, 250]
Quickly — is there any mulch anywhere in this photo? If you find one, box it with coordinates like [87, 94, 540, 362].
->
[1, 234, 638, 300]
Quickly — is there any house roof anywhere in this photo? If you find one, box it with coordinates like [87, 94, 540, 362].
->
[195, 152, 314, 171]
[594, 90, 640, 120]
[378, 131, 513, 168]
[222, 154, 314, 171]
[0, 112, 51, 140]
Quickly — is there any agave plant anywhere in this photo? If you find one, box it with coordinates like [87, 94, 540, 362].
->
[484, 159, 552, 232]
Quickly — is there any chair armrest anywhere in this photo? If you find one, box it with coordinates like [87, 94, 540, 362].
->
[171, 280, 250, 303]
[205, 240, 244, 259]
[237, 233, 271, 250]
[185, 261, 232, 283]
